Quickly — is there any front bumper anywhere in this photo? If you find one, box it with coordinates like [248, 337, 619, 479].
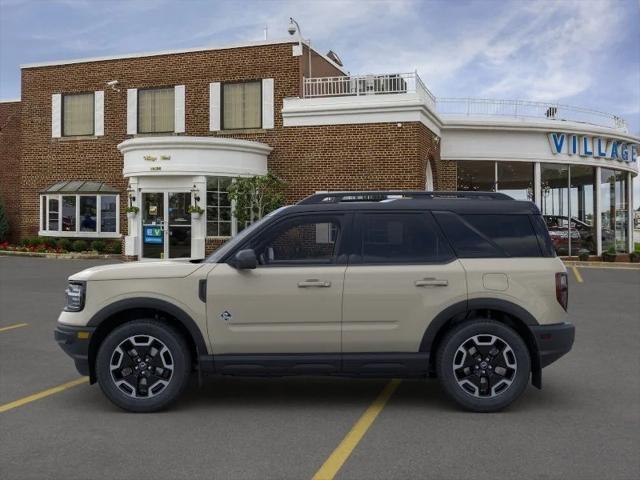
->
[530, 322, 575, 368]
[54, 324, 96, 376]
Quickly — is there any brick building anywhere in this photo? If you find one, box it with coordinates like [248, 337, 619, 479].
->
[0, 38, 637, 258]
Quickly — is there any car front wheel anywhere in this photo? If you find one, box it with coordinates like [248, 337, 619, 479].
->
[436, 319, 531, 412]
[96, 320, 191, 412]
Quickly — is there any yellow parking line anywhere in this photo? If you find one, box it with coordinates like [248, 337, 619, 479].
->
[0, 377, 88, 413]
[312, 379, 401, 480]
[0, 323, 28, 333]
[571, 266, 584, 283]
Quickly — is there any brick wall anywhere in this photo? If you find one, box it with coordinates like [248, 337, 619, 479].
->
[0, 101, 21, 242]
[15, 41, 444, 248]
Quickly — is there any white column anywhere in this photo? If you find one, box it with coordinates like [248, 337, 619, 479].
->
[190, 175, 207, 260]
[534, 162, 542, 209]
[628, 171, 634, 253]
[595, 166, 602, 256]
[125, 178, 140, 257]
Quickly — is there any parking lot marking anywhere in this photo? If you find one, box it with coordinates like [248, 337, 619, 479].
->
[312, 379, 401, 480]
[0, 377, 88, 413]
[571, 266, 584, 283]
[0, 322, 28, 333]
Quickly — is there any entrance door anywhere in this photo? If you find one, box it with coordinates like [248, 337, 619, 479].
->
[141, 192, 191, 260]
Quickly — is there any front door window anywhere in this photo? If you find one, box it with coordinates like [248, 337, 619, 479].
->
[141, 192, 191, 260]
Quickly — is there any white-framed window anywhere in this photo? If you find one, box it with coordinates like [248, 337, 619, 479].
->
[62, 92, 94, 136]
[206, 177, 233, 237]
[52, 91, 104, 138]
[127, 85, 185, 134]
[222, 81, 262, 130]
[39, 194, 120, 237]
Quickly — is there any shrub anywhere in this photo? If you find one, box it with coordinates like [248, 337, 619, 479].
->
[91, 240, 106, 253]
[72, 240, 88, 252]
[57, 238, 73, 252]
[106, 241, 121, 255]
[577, 249, 590, 261]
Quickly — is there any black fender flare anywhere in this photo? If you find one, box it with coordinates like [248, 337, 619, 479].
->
[420, 298, 539, 352]
[87, 297, 208, 356]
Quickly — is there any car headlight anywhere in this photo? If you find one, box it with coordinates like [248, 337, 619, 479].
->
[64, 282, 85, 312]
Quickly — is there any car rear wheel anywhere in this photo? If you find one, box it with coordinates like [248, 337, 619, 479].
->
[436, 319, 530, 412]
[96, 320, 191, 412]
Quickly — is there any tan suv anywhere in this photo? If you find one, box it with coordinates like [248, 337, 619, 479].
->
[55, 191, 574, 413]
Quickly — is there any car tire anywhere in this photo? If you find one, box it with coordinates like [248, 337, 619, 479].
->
[436, 319, 531, 412]
[96, 319, 191, 413]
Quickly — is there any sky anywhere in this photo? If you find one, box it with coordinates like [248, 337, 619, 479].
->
[1, 0, 639, 204]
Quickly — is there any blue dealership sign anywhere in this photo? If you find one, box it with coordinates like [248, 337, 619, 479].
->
[144, 226, 163, 245]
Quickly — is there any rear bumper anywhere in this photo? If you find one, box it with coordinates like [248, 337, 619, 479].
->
[530, 322, 575, 368]
[54, 324, 95, 376]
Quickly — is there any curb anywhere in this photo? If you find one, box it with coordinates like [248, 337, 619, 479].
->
[563, 260, 640, 270]
[0, 250, 122, 260]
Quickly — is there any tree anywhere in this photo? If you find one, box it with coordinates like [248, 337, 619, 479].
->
[227, 173, 286, 227]
[0, 196, 9, 242]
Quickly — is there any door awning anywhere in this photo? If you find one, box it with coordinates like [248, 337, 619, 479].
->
[41, 180, 120, 194]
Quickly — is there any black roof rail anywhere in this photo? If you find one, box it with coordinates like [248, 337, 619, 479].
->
[297, 190, 512, 205]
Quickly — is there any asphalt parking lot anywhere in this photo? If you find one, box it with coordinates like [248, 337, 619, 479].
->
[1, 257, 639, 480]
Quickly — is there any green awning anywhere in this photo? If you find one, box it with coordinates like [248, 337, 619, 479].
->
[41, 181, 120, 194]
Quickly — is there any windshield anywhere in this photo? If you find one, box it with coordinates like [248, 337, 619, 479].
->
[205, 206, 291, 263]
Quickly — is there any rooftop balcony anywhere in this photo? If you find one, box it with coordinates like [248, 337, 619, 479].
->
[302, 73, 628, 132]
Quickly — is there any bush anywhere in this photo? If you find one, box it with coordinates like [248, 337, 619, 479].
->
[72, 240, 88, 252]
[577, 249, 590, 261]
[91, 240, 106, 253]
[106, 241, 121, 255]
[57, 238, 73, 252]
[0, 197, 9, 242]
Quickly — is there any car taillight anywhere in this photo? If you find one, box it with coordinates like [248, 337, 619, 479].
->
[556, 272, 568, 311]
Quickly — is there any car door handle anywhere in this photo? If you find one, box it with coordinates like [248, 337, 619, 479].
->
[297, 279, 332, 288]
[415, 278, 448, 287]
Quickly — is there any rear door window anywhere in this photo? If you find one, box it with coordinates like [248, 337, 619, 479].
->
[433, 211, 503, 258]
[357, 212, 454, 264]
[462, 214, 541, 257]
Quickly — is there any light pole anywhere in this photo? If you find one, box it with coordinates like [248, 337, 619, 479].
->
[288, 17, 312, 80]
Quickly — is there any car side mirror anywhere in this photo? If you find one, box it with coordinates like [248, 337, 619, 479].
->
[231, 249, 257, 270]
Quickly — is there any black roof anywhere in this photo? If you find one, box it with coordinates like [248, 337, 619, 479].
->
[287, 191, 540, 215]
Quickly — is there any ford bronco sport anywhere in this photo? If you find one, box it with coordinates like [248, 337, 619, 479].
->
[55, 191, 575, 413]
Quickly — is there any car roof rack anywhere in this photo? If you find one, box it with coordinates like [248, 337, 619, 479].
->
[297, 190, 512, 205]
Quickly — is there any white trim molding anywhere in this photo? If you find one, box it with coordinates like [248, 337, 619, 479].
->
[118, 136, 271, 178]
[282, 93, 442, 136]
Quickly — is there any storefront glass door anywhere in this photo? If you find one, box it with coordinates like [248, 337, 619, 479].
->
[141, 192, 191, 260]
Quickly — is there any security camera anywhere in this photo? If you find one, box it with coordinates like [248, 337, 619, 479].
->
[288, 18, 297, 35]
[106, 80, 118, 86]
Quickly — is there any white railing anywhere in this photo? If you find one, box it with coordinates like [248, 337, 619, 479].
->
[435, 97, 627, 131]
[303, 72, 436, 108]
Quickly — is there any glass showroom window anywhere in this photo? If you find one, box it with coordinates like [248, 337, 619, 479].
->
[40, 195, 119, 236]
[569, 165, 596, 255]
[138, 87, 175, 133]
[601, 169, 629, 253]
[541, 164, 570, 255]
[62, 92, 94, 136]
[222, 81, 261, 130]
[206, 177, 233, 237]
[497, 162, 534, 201]
[457, 161, 496, 192]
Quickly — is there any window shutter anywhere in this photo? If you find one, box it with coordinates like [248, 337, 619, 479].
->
[51, 94, 62, 138]
[94, 91, 104, 136]
[262, 78, 274, 129]
[209, 82, 221, 131]
[127, 88, 137, 135]
[174, 85, 185, 133]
